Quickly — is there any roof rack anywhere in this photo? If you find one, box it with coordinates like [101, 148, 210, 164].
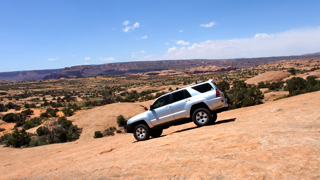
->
[165, 79, 216, 95]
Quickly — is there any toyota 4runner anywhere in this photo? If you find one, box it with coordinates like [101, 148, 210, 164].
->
[124, 79, 228, 141]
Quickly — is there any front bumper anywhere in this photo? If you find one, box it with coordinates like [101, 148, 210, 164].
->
[124, 123, 133, 133]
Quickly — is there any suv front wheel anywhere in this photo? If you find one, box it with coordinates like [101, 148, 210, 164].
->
[133, 124, 150, 141]
[192, 108, 212, 126]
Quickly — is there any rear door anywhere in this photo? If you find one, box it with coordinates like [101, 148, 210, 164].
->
[170, 90, 192, 119]
[148, 94, 175, 126]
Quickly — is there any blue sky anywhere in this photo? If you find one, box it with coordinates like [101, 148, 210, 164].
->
[1, 0, 320, 72]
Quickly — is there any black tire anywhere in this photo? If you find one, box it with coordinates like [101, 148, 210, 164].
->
[133, 124, 150, 141]
[192, 108, 212, 126]
[211, 112, 217, 125]
[150, 129, 163, 138]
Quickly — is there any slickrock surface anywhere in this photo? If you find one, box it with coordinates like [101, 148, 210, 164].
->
[1, 91, 320, 179]
[245, 71, 291, 85]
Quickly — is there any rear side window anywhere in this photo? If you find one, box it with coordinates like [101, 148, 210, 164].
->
[191, 83, 213, 93]
[172, 90, 191, 103]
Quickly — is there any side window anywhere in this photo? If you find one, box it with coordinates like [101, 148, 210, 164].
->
[184, 90, 191, 98]
[172, 90, 192, 103]
[152, 95, 170, 109]
[191, 83, 213, 93]
[172, 90, 184, 103]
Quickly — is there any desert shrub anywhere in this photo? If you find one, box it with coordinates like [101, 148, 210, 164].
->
[5, 102, 21, 110]
[2, 113, 20, 123]
[0, 103, 8, 112]
[117, 115, 126, 127]
[62, 108, 74, 117]
[94, 131, 103, 138]
[228, 81, 264, 109]
[40, 112, 49, 118]
[0, 128, 5, 132]
[24, 117, 42, 130]
[232, 80, 247, 89]
[21, 109, 34, 116]
[29, 138, 41, 147]
[105, 127, 116, 136]
[268, 81, 284, 91]
[45, 108, 59, 117]
[288, 67, 296, 75]
[58, 116, 72, 129]
[287, 77, 307, 93]
[257, 82, 267, 88]
[218, 80, 230, 92]
[5, 128, 31, 148]
[36, 126, 50, 136]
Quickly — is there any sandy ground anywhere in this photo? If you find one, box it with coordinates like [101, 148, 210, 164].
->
[1, 91, 320, 179]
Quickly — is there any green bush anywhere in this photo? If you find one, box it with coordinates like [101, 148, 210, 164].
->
[29, 138, 41, 147]
[288, 68, 296, 75]
[116, 115, 126, 127]
[287, 77, 307, 93]
[5, 128, 31, 148]
[105, 127, 116, 136]
[228, 81, 264, 109]
[0, 128, 5, 132]
[58, 116, 72, 129]
[24, 117, 42, 130]
[36, 126, 50, 136]
[21, 109, 34, 116]
[2, 113, 20, 123]
[217, 80, 230, 92]
[94, 131, 103, 138]
[62, 108, 74, 117]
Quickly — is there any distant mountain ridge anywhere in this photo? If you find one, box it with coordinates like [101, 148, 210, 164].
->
[1, 54, 320, 82]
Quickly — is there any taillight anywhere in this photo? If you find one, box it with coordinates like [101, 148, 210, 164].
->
[216, 89, 221, 97]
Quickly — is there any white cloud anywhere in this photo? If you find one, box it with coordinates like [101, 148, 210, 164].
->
[47, 57, 58, 61]
[200, 22, 216, 27]
[132, 54, 136, 57]
[179, 30, 184, 33]
[165, 42, 169, 45]
[164, 27, 320, 59]
[141, 50, 146, 53]
[167, 46, 177, 53]
[122, 22, 140, 33]
[122, 20, 130, 26]
[84, 57, 90, 60]
[133, 22, 139, 28]
[100, 57, 115, 61]
[141, 35, 148, 39]
[140, 55, 154, 59]
[175, 40, 190, 45]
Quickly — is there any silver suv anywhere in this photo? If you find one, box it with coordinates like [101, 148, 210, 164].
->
[124, 79, 228, 141]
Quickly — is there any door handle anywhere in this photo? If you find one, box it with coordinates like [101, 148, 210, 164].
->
[166, 106, 171, 108]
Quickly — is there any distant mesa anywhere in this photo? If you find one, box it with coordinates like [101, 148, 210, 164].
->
[1, 53, 320, 81]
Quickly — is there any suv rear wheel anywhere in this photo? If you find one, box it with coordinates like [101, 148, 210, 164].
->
[192, 108, 212, 126]
[133, 124, 150, 141]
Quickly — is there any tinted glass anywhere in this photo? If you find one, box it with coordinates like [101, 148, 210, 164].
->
[172, 90, 184, 103]
[153, 95, 170, 109]
[191, 83, 213, 93]
[184, 90, 191, 98]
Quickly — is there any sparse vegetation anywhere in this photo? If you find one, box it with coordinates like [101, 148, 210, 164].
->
[116, 115, 126, 127]
[94, 131, 103, 138]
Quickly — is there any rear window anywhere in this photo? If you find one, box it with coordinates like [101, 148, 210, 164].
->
[191, 83, 213, 93]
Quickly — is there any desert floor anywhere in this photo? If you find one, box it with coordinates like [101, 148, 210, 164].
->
[0, 91, 320, 179]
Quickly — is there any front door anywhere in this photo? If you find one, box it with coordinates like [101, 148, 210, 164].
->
[148, 95, 174, 126]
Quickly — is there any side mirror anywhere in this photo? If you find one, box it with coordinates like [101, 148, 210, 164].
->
[149, 105, 153, 110]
